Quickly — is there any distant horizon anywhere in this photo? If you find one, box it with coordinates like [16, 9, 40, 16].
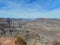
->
[0, 17, 60, 19]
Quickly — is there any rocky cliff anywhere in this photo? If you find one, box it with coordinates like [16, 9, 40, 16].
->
[0, 18, 60, 45]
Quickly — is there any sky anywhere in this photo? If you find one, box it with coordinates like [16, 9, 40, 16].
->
[0, 0, 60, 18]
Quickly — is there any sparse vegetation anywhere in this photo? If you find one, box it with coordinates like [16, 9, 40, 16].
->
[15, 35, 27, 45]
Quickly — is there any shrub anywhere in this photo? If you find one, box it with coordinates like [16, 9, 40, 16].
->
[15, 35, 27, 45]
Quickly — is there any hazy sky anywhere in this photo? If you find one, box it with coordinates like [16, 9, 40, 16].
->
[0, 0, 60, 18]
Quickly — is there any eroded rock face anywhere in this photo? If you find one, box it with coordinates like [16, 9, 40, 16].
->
[0, 18, 60, 45]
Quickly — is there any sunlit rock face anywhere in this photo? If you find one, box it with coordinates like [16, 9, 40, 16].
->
[0, 37, 15, 45]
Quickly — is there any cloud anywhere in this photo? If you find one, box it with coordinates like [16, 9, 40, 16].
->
[0, 0, 60, 18]
[0, 0, 60, 11]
